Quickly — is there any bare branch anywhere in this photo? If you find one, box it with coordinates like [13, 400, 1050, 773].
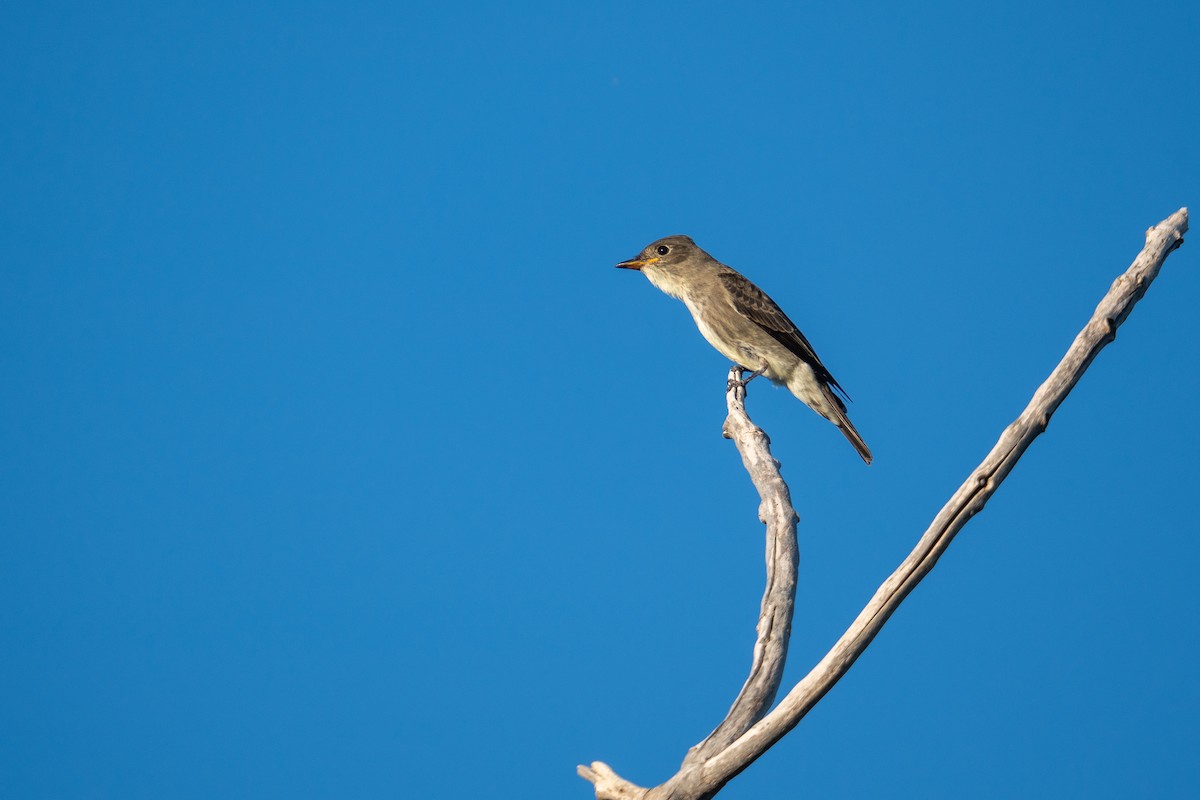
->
[683, 371, 800, 763]
[575, 763, 648, 800]
[578, 376, 800, 800]
[580, 209, 1188, 800]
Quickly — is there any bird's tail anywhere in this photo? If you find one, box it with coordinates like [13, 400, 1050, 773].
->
[823, 387, 873, 465]
[837, 416, 873, 465]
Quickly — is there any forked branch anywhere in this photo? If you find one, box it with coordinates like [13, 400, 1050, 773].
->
[580, 209, 1188, 800]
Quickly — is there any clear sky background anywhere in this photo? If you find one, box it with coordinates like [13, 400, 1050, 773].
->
[2, 2, 1198, 798]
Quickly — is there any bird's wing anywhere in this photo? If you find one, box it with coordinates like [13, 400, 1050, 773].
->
[717, 269, 851, 402]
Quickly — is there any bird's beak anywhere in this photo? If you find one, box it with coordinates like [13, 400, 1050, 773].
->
[615, 256, 659, 270]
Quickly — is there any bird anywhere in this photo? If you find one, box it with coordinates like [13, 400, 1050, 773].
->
[616, 234, 872, 464]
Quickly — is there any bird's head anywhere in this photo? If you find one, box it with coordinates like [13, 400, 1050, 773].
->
[615, 235, 702, 275]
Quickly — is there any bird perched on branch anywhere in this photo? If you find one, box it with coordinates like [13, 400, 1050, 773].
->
[616, 235, 872, 464]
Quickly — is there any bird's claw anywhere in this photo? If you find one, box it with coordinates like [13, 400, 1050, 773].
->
[727, 364, 767, 392]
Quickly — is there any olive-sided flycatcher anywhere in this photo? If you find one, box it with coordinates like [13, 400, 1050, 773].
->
[617, 235, 872, 464]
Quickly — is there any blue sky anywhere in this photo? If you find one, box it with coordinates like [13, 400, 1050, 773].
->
[2, 2, 1197, 798]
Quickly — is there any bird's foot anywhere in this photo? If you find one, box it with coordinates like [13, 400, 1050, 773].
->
[727, 363, 767, 392]
[742, 364, 767, 384]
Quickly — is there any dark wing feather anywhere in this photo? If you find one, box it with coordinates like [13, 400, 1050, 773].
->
[717, 269, 852, 403]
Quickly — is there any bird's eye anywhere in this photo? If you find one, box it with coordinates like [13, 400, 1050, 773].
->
[656, 245, 670, 256]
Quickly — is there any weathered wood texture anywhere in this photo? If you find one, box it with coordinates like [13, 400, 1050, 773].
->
[580, 209, 1188, 800]
[683, 371, 799, 765]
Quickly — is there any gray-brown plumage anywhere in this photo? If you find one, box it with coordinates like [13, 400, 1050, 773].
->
[617, 234, 872, 464]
